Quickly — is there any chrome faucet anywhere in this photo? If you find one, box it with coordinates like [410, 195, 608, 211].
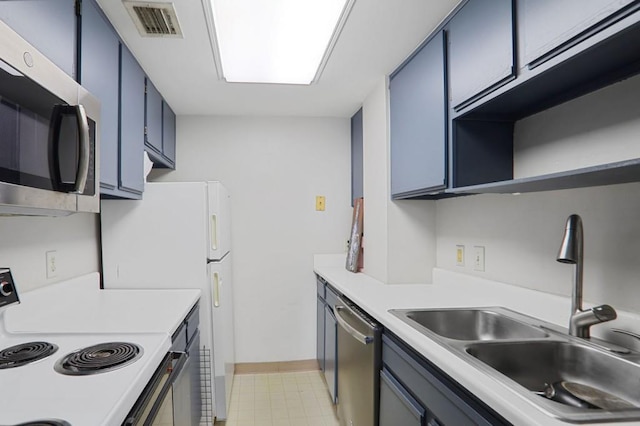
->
[557, 214, 617, 338]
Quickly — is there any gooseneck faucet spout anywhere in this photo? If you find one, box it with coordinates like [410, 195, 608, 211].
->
[557, 214, 584, 316]
[556, 214, 616, 338]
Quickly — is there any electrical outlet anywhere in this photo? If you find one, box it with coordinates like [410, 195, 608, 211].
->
[473, 246, 485, 272]
[455, 245, 465, 266]
[315, 195, 326, 211]
[46, 250, 58, 279]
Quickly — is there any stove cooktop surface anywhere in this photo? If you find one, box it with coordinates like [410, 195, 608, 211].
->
[0, 332, 170, 426]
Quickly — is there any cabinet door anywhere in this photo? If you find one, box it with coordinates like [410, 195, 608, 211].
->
[519, 0, 637, 68]
[324, 304, 337, 403]
[383, 334, 509, 426]
[317, 296, 326, 371]
[80, 0, 120, 192]
[145, 78, 163, 156]
[0, 0, 77, 78]
[350, 108, 363, 204]
[380, 369, 426, 426]
[390, 31, 447, 197]
[162, 100, 176, 167]
[119, 44, 145, 197]
[448, 0, 515, 110]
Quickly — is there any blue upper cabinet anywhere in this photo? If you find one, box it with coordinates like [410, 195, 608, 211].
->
[80, 0, 120, 193]
[518, 0, 637, 69]
[145, 79, 163, 158]
[390, 31, 447, 198]
[145, 78, 176, 169]
[350, 108, 363, 204]
[0, 0, 77, 79]
[448, 0, 515, 111]
[118, 45, 145, 198]
[162, 101, 177, 167]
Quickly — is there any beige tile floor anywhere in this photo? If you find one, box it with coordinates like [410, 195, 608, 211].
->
[216, 370, 339, 426]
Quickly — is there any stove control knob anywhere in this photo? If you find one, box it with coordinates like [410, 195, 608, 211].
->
[0, 281, 12, 297]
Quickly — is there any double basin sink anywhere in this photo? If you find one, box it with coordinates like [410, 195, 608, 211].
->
[390, 307, 640, 423]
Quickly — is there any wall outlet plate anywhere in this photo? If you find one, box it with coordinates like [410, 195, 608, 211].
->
[46, 250, 58, 279]
[316, 195, 326, 211]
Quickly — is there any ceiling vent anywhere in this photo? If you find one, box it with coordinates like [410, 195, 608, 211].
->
[124, 1, 183, 38]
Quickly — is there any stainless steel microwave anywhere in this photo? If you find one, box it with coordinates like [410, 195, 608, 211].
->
[0, 20, 100, 216]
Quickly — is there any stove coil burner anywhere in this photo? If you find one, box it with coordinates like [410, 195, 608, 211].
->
[0, 342, 59, 369]
[14, 420, 71, 426]
[54, 342, 143, 376]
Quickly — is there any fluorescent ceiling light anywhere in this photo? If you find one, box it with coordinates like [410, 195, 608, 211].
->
[209, 0, 354, 85]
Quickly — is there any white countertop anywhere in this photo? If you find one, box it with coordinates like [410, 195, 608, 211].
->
[314, 254, 640, 426]
[6, 272, 201, 335]
[0, 272, 201, 425]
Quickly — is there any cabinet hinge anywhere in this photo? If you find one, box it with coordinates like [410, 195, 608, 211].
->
[144, 126, 148, 135]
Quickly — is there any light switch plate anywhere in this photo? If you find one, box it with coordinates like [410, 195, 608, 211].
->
[456, 245, 465, 266]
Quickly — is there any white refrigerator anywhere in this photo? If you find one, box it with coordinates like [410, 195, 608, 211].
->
[101, 181, 235, 423]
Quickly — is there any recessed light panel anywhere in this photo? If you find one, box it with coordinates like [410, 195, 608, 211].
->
[210, 0, 353, 85]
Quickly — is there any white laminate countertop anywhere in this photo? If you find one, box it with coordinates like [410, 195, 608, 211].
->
[314, 254, 640, 426]
[5, 272, 201, 335]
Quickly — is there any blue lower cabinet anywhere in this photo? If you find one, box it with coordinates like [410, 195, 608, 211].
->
[317, 295, 325, 371]
[324, 303, 337, 403]
[380, 368, 426, 426]
[381, 333, 511, 426]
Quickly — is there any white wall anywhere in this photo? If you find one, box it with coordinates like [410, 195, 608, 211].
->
[149, 116, 352, 363]
[361, 78, 437, 284]
[437, 70, 640, 314]
[0, 213, 100, 293]
[514, 73, 640, 177]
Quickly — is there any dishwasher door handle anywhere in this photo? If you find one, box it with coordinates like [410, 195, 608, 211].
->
[334, 304, 373, 345]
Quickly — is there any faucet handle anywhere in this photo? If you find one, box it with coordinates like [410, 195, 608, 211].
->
[593, 304, 617, 321]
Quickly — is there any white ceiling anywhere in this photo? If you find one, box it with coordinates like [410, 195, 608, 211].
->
[96, 0, 462, 117]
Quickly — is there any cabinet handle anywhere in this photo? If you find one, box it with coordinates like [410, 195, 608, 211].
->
[211, 214, 218, 251]
[213, 271, 220, 308]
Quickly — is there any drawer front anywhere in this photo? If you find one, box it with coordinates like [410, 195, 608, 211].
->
[185, 303, 200, 346]
[317, 275, 326, 299]
[383, 334, 509, 426]
[325, 285, 340, 310]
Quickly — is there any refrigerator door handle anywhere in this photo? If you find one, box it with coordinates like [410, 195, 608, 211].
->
[213, 271, 220, 307]
[211, 214, 218, 251]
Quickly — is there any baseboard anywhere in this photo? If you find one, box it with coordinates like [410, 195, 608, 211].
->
[235, 359, 320, 374]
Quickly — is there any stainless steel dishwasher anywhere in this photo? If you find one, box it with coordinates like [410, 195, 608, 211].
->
[334, 296, 382, 426]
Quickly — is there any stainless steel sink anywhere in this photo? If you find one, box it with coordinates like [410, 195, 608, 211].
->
[467, 341, 640, 409]
[389, 307, 640, 422]
[399, 308, 548, 341]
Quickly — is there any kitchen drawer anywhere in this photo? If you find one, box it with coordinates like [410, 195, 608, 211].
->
[382, 333, 509, 426]
[317, 275, 326, 299]
[172, 321, 188, 353]
[185, 303, 200, 346]
[325, 285, 340, 310]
